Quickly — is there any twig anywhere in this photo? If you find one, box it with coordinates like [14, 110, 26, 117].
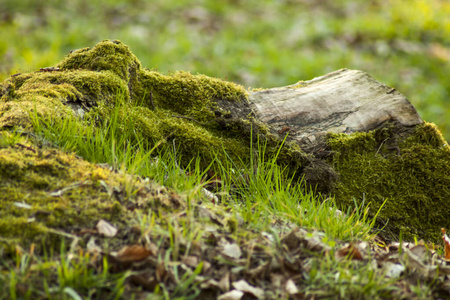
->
[15, 143, 36, 153]
[149, 91, 155, 110]
[172, 138, 179, 168]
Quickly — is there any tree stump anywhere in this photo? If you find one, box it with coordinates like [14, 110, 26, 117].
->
[1, 40, 449, 243]
[249, 68, 423, 150]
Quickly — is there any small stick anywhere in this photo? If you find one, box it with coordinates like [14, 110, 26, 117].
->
[149, 91, 155, 110]
[15, 143, 36, 153]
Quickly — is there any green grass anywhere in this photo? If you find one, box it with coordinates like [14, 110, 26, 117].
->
[1, 1, 449, 296]
[0, 90, 398, 299]
[29, 91, 377, 241]
[1, 0, 449, 140]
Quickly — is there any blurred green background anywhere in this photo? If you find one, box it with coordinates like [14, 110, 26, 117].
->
[1, 0, 449, 140]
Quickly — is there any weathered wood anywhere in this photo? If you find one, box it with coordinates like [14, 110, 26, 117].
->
[249, 69, 423, 149]
[2, 40, 449, 243]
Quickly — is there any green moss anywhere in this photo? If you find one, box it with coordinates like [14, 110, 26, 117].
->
[0, 40, 255, 168]
[0, 132, 116, 246]
[0, 40, 335, 250]
[0, 130, 189, 252]
[328, 122, 450, 243]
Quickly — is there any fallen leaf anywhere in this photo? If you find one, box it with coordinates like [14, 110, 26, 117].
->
[247, 261, 270, 280]
[114, 245, 153, 263]
[270, 273, 284, 289]
[200, 279, 221, 290]
[285, 279, 299, 294]
[128, 273, 158, 290]
[202, 260, 212, 274]
[232, 280, 264, 299]
[383, 262, 405, 278]
[156, 261, 170, 283]
[409, 245, 429, 260]
[86, 237, 101, 253]
[218, 271, 230, 292]
[96, 219, 118, 237]
[219, 238, 242, 259]
[442, 228, 450, 260]
[202, 188, 219, 204]
[182, 256, 199, 268]
[336, 243, 363, 260]
[217, 290, 244, 300]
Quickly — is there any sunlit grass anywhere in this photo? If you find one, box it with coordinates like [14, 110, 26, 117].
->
[1, 0, 448, 138]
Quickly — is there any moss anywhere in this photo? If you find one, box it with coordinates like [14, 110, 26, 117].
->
[0, 40, 254, 167]
[0, 130, 178, 252]
[328, 122, 450, 243]
[0, 132, 107, 243]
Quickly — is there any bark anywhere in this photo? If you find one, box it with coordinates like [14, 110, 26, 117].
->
[249, 68, 423, 150]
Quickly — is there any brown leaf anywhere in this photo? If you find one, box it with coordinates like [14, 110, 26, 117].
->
[156, 261, 169, 282]
[247, 261, 270, 280]
[182, 256, 199, 268]
[114, 244, 153, 263]
[128, 272, 158, 290]
[218, 271, 230, 292]
[442, 228, 450, 260]
[202, 260, 212, 274]
[336, 243, 363, 260]
[270, 273, 284, 289]
[281, 229, 330, 253]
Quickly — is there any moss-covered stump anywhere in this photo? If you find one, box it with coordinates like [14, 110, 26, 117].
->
[1, 39, 449, 244]
[328, 122, 450, 242]
[0, 130, 185, 252]
[0, 39, 313, 186]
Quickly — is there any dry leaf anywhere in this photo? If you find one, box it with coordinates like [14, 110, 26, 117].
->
[217, 290, 244, 300]
[202, 260, 211, 273]
[219, 238, 242, 259]
[218, 272, 230, 292]
[285, 279, 299, 294]
[270, 273, 283, 289]
[442, 228, 450, 260]
[96, 219, 117, 237]
[383, 262, 405, 278]
[182, 256, 199, 268]
[128, 273, 158, 290]
[86, 237, 101, 253]
[202, 188, 219, 204]
[156, 261, 169, 282]
[114, 245, 153, 263]
[232, 280, 265, 299]
[247, 261, 270, 280]
[281, 229, 330, 253]
[200, 279, 221, 290]
[336, 243, 363, 260]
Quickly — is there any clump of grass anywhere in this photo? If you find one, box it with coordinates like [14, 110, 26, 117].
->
[215, 134, 383, 241]
[10, 91, 392, 298]
[30, 96, 382, 241]
[0, 243, 127, 300]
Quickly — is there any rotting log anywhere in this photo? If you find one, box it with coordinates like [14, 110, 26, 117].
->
[1, 40, 450, 244]
[249, 68, 423, 150]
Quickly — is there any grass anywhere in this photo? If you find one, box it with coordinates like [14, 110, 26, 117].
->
[0, 0, 449, 140]
[29, 92, 377, 241]
[0, 90, 396, 299]
[1, 1, 449, 297]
